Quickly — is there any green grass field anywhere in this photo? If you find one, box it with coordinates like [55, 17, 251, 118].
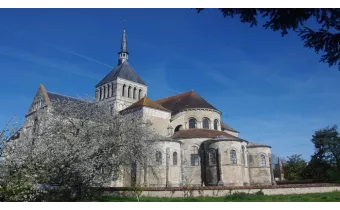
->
[94, 191, 340, 202]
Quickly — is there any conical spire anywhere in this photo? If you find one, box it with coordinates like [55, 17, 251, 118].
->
[118, 28, 129, 65]
[120, 28, 127, 53]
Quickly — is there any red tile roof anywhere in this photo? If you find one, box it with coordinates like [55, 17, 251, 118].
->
[171, 129, 243, 140]
[123, 97, 170, 112]
[155, 90, 218, 115]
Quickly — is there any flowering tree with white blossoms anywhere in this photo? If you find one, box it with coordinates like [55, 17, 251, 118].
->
[0, 96, 160, 201]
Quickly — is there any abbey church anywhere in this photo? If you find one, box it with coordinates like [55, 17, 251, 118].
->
[21, 29, 274, 187]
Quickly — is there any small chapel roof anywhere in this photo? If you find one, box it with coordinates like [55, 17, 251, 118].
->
[122, 97, 170, 112]
[247, 142, 271, 148]
[155, 90, 219, 115]
[221, 121, 238, 133]
[171, 129, 246, 141]
[95, 61, 146, 87]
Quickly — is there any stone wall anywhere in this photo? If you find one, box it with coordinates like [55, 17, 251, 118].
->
[108, 186, 340, 198]
[247, 146, 272, 185]
[170, 109, 221, 131]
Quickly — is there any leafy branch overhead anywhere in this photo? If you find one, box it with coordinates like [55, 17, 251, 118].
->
[196, 9, 340, 70]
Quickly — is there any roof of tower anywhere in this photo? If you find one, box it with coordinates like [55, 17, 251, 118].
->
[95, 61, 146, 87]
[155, 90, 219, 115]
[122, 96, 170, 112]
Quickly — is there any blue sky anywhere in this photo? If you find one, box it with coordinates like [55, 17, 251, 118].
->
[0, 9, 339, 161]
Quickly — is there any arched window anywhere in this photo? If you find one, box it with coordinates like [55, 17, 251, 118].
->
[122, 84, 126, 96]
[188, 118, 197, 129]
[156, 151, 162, 165]
[32, 118, 38, 134]
[128, 86, 131, 98]
[214, 119, 218, 130]
[99, 87, 102, 100]
[230, 150, 237, 164]
[260, 154, 266, 167]
[202, 118, 210, 129]
[174, 125, 183, 132]
[173, 152, 178, 166]
[190, 146, 200, 166]
[138, 89, 142, 99]
[208, 149, 217, 165]
[133, 87, 137, 99]
[241, 146, 245, 165]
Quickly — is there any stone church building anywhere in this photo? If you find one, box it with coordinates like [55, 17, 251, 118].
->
[21, 29, 274, 187]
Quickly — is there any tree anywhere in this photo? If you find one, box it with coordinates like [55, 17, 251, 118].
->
[0, 116, 20, 158]
[0, 96, 161, 201]
[302, 125, 340, 183]
[196, 9, 340, 71]
[282, 154, 307, 180]
[311, 125, 340, 169]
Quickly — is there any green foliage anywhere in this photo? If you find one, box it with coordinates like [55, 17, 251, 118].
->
[196, 9, 340, 70]
[283, 154, 307, 180]
[255, 189, 264, 195]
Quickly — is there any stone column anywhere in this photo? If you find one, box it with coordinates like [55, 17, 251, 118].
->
[180, 147, 185, 186]
[108, 84, 112, 97]
[217, 147, 224, 186]
[166, 147, 170, 187]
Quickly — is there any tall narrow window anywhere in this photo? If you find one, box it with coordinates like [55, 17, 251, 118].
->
[32, 118, 38, 134]
[214, 119, 218, 130]
[202, 118, 210, 129]
[128, 86, 131, 98]
[230, 150, 237, 164]
[133, 87, 137, 99]
[139, 89, 142, 99]
[173, 152, 178, 166]
[99, 88, 102, 100]
[208, 149, 217, 165]
[110, 106, 114, 116]
[156, 151, 162, 165]
[111, 83, 114, 96]
[190, 146, 200, 166]
[260, 154, 266, 167]
[122, 84, 126, 96]
[188, 118, 197, 129]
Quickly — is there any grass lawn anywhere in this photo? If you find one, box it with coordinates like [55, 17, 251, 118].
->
[93, 191, 340, 202]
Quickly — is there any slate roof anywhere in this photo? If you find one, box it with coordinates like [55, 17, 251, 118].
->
[95, 61, 146, 87]
[122, 97, 170, 112]
[221, 121, 238, 133]
[247, 142, 271, 148]
[47, 92, 88, 104]
[171, 129, 244, 140]
[155, 90, 219, 115]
